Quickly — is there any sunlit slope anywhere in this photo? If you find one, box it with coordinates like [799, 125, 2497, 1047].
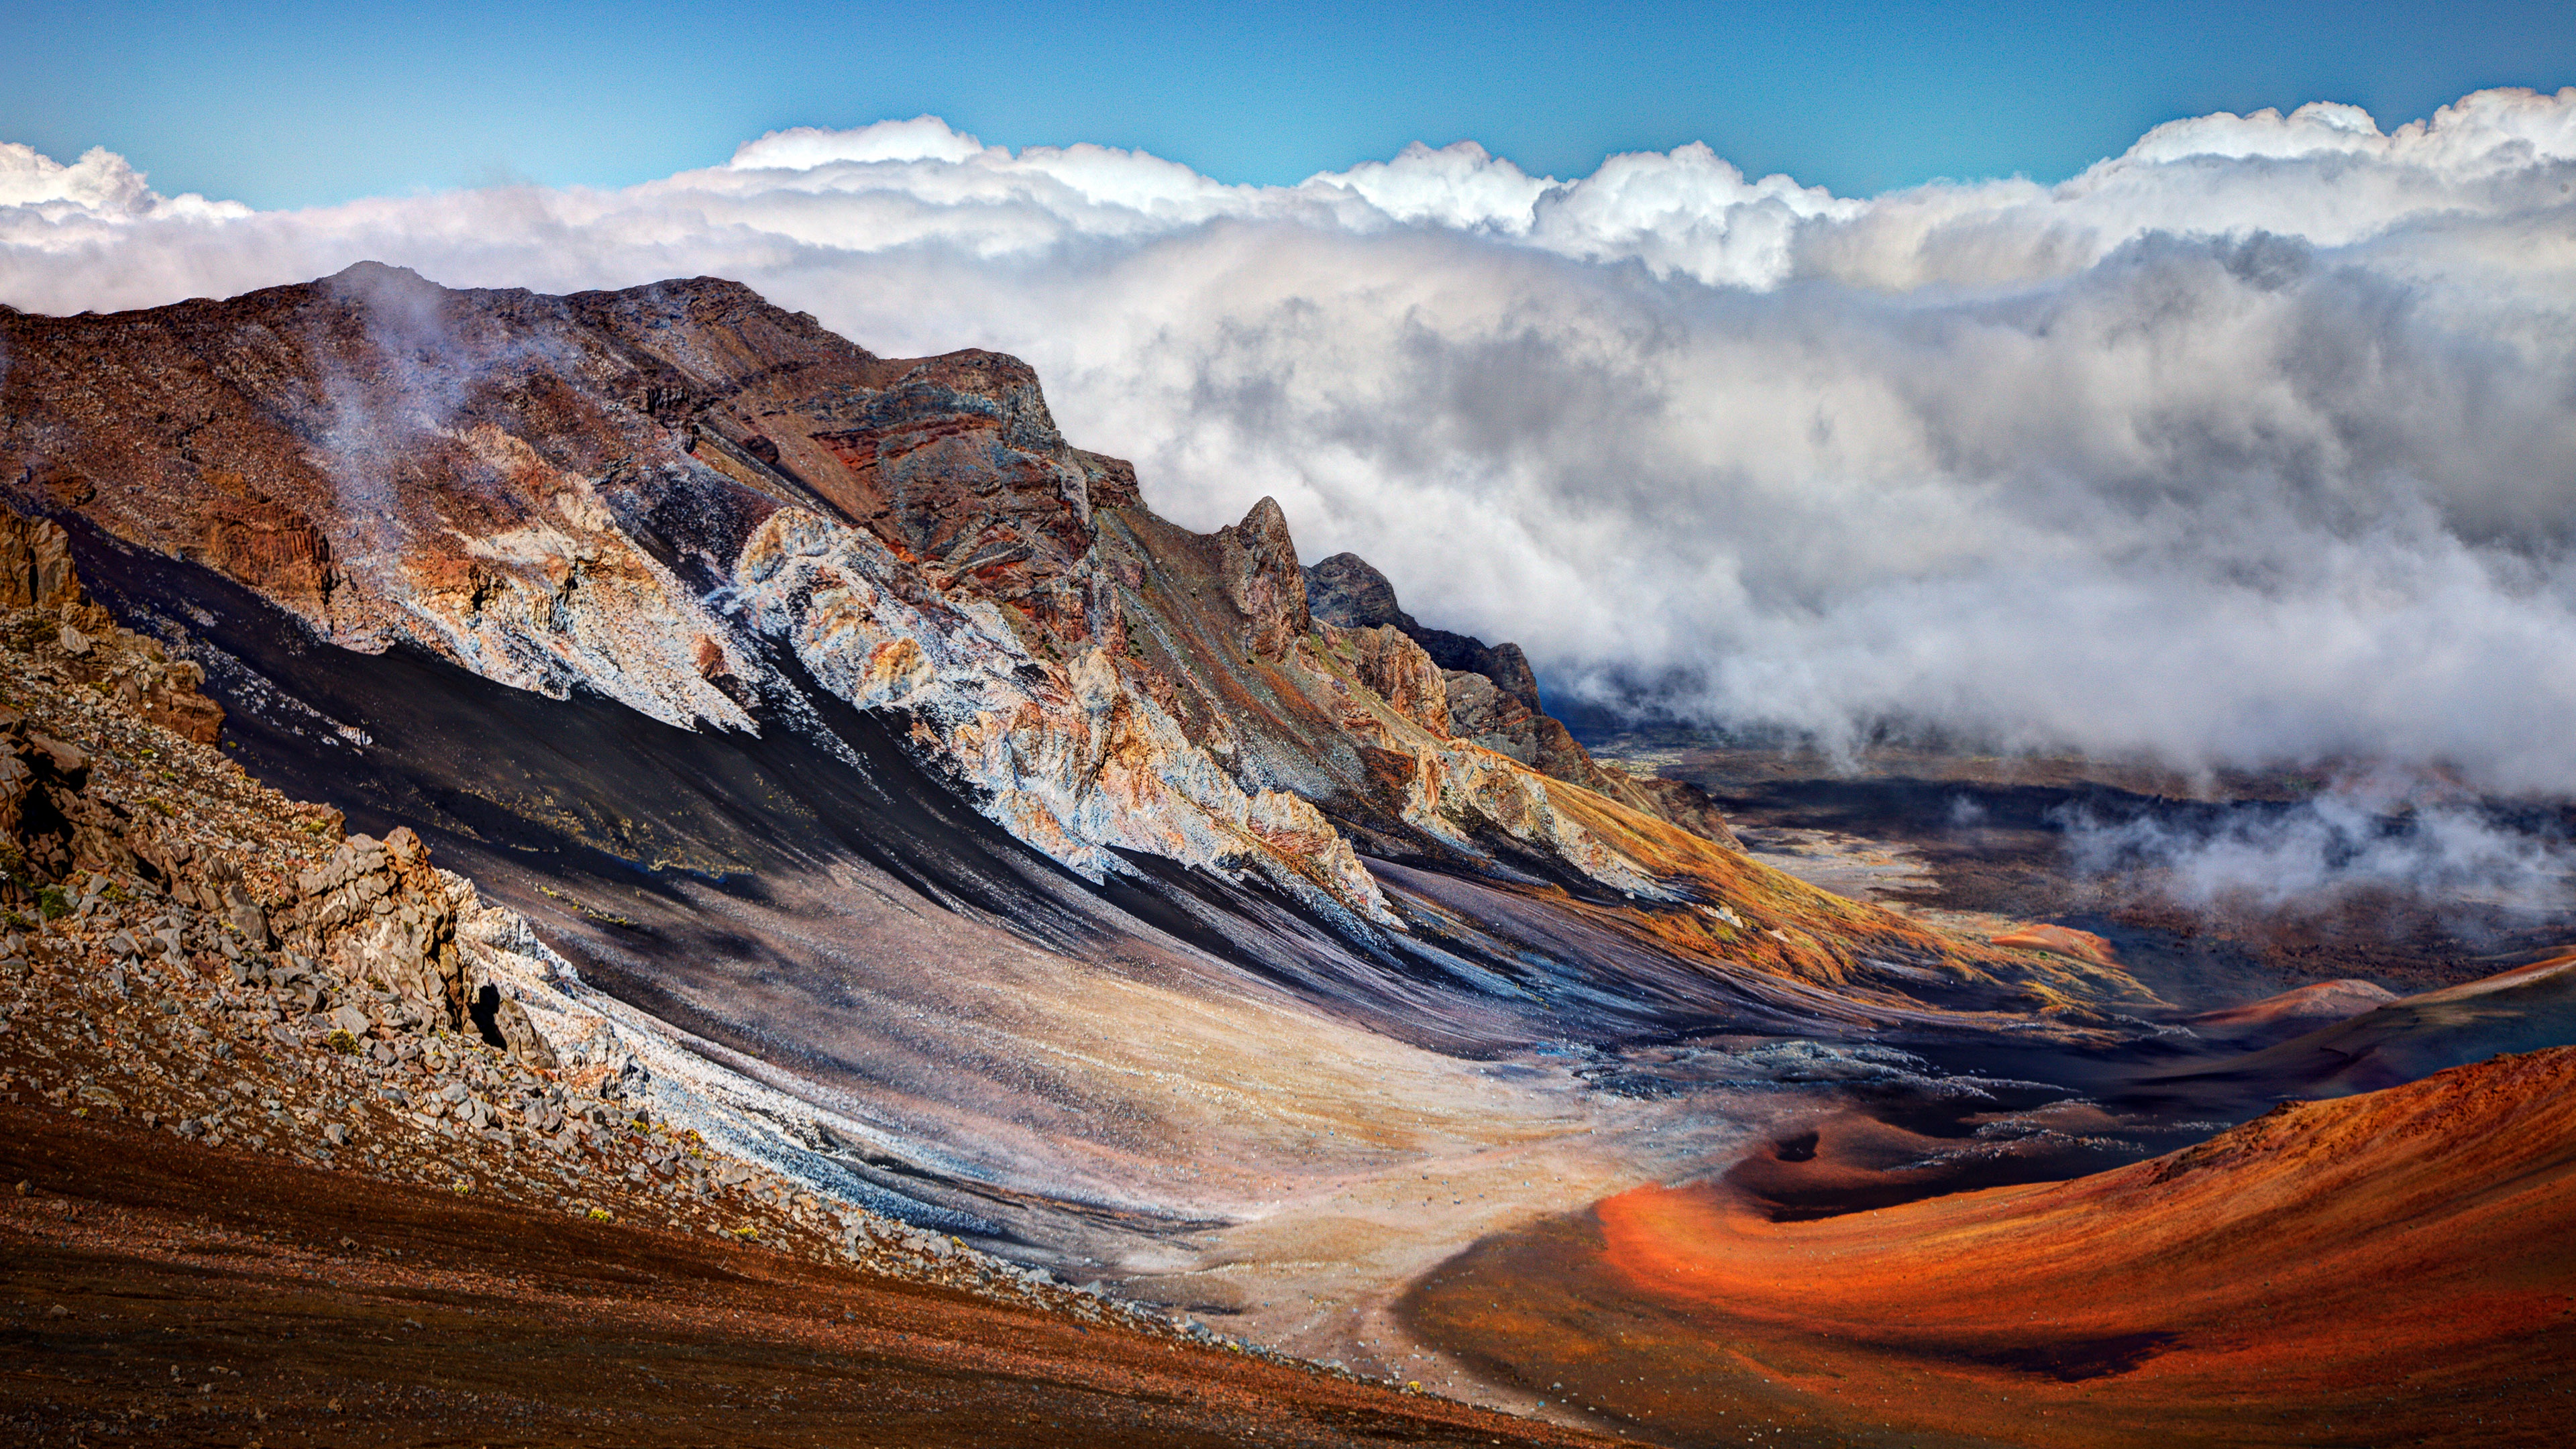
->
[1405, 1044, 2576, 1447]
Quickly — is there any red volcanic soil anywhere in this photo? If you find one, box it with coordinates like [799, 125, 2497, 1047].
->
[2181, 978, 2398, 1038]
[0, 1104, 1619, 1449]
[1403, 1047, 2576, 1448]
[1985, 924, 2115, 968]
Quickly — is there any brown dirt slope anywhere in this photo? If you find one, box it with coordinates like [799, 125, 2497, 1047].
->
[0, 1100, 1625, 1448]
[1402, 1046, 2576, 1448]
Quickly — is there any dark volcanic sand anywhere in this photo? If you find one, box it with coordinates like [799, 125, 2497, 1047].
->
[0, 1103, 1621, 1448]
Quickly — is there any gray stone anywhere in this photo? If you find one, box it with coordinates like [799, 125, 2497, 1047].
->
[490, 994, 557, 1069]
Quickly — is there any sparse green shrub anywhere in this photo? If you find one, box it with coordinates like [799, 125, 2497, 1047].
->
[325, 1029, 360, 1055]
[588, 1207, 613, 1222]
[35, 886, 67, 920]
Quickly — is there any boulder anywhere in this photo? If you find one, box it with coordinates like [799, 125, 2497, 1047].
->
[491, 994, 559, 1069]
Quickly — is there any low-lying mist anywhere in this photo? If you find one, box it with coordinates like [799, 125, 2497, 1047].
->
[2057, 786, 2576, 916]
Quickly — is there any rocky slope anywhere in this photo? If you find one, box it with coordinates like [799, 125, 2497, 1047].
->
[0, 510, 1123, 1301]
[1305, 550, 1741, 848]
[0, 265, 2113, 1024]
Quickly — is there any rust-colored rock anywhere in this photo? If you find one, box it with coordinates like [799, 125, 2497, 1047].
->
[0, 512, 223, 746]
[1213, 497, 1311, 659]
[1307, 549, 1741, 850]
[1332, 623, 1450, 737]
[0, 506, 80, 613]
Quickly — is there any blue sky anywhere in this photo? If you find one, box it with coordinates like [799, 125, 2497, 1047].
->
[9, 0, 2574, 207]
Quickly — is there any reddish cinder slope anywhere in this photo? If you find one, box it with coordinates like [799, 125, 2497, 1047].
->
[1405, 1047, 2576, 1448]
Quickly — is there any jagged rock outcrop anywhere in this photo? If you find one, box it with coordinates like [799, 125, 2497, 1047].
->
[0, 512, 545, 1064]
[286, 825, 484, 1044]
[1304, 550, 1739, 850]
[1215, 497, 1311, 659]
[1306, 551, 1543, 709]
[0, 512, 222, 745]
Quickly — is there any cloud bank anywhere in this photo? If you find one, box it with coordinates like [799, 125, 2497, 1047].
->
[7, 91, 2576, 790]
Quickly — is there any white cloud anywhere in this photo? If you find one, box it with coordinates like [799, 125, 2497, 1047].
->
[729, 116, 994, 168]
[7, 90, 2576, 790]
[0, 141, 247, 225]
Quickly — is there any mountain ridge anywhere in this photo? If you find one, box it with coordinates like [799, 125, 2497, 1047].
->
[0, 262, 2120, 1028]
[1305, 549, 1741, 849]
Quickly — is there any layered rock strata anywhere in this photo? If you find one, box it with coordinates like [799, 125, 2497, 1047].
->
[0, 267, 2114, 1006]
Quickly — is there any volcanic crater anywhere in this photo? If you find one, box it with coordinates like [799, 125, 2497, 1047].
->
[1, 267, 2570, 1445]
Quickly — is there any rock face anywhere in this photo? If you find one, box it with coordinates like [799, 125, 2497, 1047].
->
[1214, 498, 1311, 659]
[1305, 552, 1542, 710]
[0, 513, 222, 746]
[0, 523, 498, 1057]
[1304, 550, 1740, 849]
[0, 266, 1739, 925]
[1332, 625, 1450, 737]
[1, 267, 2146, 1091]
[286, 826, 480, 1044]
